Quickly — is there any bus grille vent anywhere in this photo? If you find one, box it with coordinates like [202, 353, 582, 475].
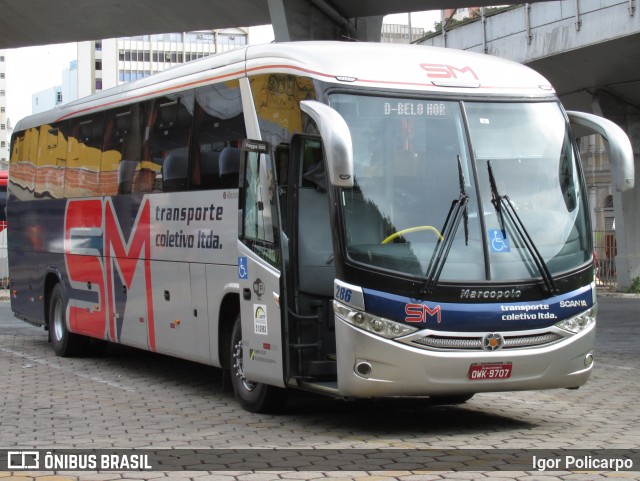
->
[412, 332, 563, 351]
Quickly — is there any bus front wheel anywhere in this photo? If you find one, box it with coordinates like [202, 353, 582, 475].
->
[49, 283, 87, 357]
[229, 314, 287, 413]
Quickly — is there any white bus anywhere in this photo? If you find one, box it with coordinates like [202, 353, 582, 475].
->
[8, 42, 634, 412]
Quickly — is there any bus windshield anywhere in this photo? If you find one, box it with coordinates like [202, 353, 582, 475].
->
[330, 94, 591, 283]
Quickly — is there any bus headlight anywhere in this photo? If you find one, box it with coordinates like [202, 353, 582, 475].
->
[555, 306, 597, 334]
[334, 301, 418, 339]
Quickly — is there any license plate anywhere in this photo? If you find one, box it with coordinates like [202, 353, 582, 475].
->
[468, 362, 512, 381]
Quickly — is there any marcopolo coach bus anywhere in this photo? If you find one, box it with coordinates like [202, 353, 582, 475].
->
[8, 42, 634, 412]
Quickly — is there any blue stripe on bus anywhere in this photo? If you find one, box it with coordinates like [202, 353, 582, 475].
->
[362, 284, 594, 332]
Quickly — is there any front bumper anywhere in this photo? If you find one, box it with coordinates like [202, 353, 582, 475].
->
[335, 315, 595, 398]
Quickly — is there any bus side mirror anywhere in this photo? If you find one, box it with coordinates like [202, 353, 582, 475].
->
[568, 111, 635, 192]
[300, 100, 354, 188]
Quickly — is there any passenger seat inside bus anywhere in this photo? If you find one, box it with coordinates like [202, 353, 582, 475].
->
[162, 147, 189, 191]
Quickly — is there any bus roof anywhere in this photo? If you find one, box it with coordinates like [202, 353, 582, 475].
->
[14, 41, 556, 132]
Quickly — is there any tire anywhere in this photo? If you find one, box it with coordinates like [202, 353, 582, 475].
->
[229, 314, 287, 413]
[49, 283, 87, 357]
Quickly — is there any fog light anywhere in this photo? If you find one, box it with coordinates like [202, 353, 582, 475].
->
[585, 354, 594, 368]
[355, 361, 372, 377]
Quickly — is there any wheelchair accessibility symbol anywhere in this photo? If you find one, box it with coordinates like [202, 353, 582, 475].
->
[238, 257, 248, 279]
[489, 229, 510, 253]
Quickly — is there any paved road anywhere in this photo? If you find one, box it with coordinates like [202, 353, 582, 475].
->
[0, 294, 638, 480]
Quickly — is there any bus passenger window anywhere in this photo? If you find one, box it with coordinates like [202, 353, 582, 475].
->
[0, 171, 7, 221]
[35, 122, 67, 199]
[67, 113, 104, 197]
[242, 149, 275, 245]
[145, 98, 193, 192]
[191, 81, 246, 190]
[219, 146, 240, 188]
[102, 105, 144, 195]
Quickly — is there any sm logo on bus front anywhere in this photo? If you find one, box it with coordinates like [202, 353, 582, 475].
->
[405, 303, 442, 324]
[64, 198, 156, 350]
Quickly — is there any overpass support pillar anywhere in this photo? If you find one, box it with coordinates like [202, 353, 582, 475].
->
[267, 0, 382, 41]
[593, 91, 640, 289]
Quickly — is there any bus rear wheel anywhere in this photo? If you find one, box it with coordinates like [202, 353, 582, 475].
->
[49, 283, 87, 357]
[229, 314, 287, 413]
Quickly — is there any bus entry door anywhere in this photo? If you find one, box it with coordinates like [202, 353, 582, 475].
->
[237, 140, 286, 388]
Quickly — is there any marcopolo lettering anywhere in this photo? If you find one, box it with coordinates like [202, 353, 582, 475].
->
[460, 288, 522, 300]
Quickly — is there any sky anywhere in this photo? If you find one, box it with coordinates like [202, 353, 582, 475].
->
[3, 11, 439, 126]
[5, 43, 78, 126]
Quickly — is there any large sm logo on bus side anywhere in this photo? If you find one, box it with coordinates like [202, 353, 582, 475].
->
[64, 198, 156, 350]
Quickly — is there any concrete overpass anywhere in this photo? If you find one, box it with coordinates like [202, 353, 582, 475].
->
[0, 0, 553, 48]
[419, 0, 640, 288]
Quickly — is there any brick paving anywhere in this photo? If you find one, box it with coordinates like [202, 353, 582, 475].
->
[0, 296, 638, 480]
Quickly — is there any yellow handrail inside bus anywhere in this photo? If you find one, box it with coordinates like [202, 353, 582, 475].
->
[381, 226, 444, 245]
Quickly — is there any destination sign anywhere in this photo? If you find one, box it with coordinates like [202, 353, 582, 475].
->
[383, 102, 447, 117]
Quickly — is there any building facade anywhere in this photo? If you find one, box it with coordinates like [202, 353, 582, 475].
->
[78, 28, 248, 97]
[381, 24, 425, 43]
[443, 8, 481, 22]
[32, 85, 63, 114]
[32, 61, 78, 114]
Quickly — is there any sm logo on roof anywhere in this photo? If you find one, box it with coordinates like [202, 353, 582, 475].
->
[420, 63, 479, 81]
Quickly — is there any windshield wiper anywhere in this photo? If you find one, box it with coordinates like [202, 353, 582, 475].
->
[487, 159, 507, 239]
[486, 160, 558, 295]
[422, 156, 469, 295]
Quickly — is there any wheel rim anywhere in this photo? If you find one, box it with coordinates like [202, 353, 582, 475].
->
[232, 339, 256, 392]
[52, 298, 64, 342]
